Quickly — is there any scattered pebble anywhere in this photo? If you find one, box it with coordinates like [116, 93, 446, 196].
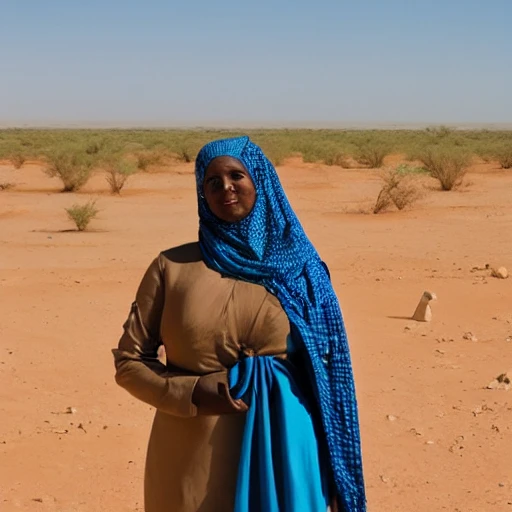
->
[449, 435, 465, 455]
[386, 414, 397, 422]
[471, 404, 493, 416]
[462, 332, 478, 342]
[470, 264, 490, 272]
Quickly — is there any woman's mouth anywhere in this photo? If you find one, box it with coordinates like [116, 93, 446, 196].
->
[223, 199, 238, 206]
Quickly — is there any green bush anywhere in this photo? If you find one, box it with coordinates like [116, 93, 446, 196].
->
[494, 145, 512, 169]
[135, 149, 165, 170]
[394, 163, 428, 175]
[9, 151, 27, 169]
[44, 149, 94, 191]
[65, 199, 99, 231]
[418, 146, 471, 190]
[85, 140, 104, 155]
[102, 157, 138, 194]
[176, 146, 194, 163]
[1, 127, 511, 171]
[354, 141, 391, 168]
[324, 150, 350, 167]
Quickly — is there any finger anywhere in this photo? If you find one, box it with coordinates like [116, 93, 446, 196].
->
[218, 383, 248, 412]
[233, 399, 249, 412]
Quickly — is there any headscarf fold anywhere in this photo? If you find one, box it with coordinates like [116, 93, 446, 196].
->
[195, 136, 366, 511]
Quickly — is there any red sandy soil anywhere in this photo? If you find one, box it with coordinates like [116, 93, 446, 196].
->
[1, 157, 511, 512]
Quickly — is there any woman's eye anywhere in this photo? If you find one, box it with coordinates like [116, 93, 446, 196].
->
[231, 172, 244, 180]
[205, 178, 221, 190]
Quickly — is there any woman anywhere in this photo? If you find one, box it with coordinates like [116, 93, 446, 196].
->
[113, 136, 366, 512]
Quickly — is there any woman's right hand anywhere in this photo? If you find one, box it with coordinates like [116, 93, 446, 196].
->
[192, 371, 249, 415]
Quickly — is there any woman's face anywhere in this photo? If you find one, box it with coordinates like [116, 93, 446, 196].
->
[203, 156, 256, 223]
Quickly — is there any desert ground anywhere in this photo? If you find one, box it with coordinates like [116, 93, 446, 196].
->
[0, 155, 511, 512]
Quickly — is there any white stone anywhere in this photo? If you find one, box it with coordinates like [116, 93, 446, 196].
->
[491, 267, 508, 279]
[412, 291, 437, 322]
[487, 371, 512, 391]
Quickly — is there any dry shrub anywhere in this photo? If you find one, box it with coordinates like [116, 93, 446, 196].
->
[85, 140, 104, 155]
[177, 146, 195, 163]
[418, 146, 471, 190]
[494, 145, 512, 169]
[65, 199, 99, 231]
[102, 157, 138, 194]
[355, 141, 391, 168]
[135, 150, 164, 170]
[9, 152, 26, 169]
[373, 188, 392, 214]
[324, 151, 350, 167]
[260, 143, 290, 166]
[44, 150, 94, 192]
[0, 182, 15, 191]
[373, 168, 423, 214]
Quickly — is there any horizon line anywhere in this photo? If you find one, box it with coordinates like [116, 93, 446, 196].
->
[1, 121, 512, 131]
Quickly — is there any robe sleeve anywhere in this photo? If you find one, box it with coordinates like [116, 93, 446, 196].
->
[112, 255, 200, 418]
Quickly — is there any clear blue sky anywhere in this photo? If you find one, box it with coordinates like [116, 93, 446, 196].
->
[1, 0, 510, 127]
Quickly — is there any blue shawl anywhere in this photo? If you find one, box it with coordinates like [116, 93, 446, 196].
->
[195, 136, 366, 512]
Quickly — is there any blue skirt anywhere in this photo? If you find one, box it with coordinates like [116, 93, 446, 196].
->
[229, 355, 330, 512]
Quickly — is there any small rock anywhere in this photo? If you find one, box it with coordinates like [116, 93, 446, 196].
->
[487, 371, 512, 391]
[379, 475, 389, 483]
[66, 406, 77, 414]
[412, 291, 437, 322]
[425, 440, 435, 445]
[32, 498, 43, 503]
[386, 414, 397, 422]
[491, 267, 508, 279]
[462, 332, 478, 342]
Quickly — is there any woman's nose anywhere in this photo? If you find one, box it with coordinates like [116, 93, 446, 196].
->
[223, 180, 235, 191]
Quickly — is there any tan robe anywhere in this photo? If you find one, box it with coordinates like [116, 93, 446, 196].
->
[113, 242, 291, 512]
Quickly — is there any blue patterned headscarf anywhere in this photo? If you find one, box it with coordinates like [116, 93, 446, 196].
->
[195, 136, 366, 511]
